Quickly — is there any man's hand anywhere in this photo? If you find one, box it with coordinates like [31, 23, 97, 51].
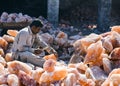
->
[42, 46, 58, 58]
[34, 49, 43, 55]
[49, 47, 58, 58]
[53, 52, 58, 58]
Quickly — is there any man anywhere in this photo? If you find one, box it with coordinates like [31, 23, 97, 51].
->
[11, 19, 58, 67]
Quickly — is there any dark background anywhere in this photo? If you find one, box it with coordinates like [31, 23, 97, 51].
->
[0, 0, 120, 25]
[0, 0, 47, 18]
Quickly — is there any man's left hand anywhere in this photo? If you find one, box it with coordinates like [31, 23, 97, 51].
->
[34, 49, 43, 55]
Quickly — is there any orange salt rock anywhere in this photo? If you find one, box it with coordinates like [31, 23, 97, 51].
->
[40, 66, 68, 84]
[79, 78, 95, 86]
[0, 74, 8, 84]
[2, 35, 14, 43]
[100, 31, 111, 37]
[102, 74, 120, 86]
[57, 31, 66, 38]
[0, 84, 8, 86]
[76, 62, 88, 74]
[41, 59, 68, 83]
[7, 74, 20, 86]
[63, 73, 77, 86]
[55, 31, 68, 46]
[68, 63, 76, 68]
[0, 37, 8, 50]
[102, 68, 120, 86]
[111, 25, 120, 34]
[80, 33, 102, 51]
[7, 61, 32, 75]
[84, 41, 105, 66]
[56, 60, 67, 67]
[5, 53, 13, 62]
[78, 74, 88, 86]
[109, 48, 120, 60]
[39, 71, 51, 85]
[101, 80, 110, 86]
[0, 55, 6, 67]
[51, 67, 68, 81]
[0, 63, 5, 75]
[86, 79, 95, 86]
[102, 57, 112, 74]
[43, 54, 57, 60]
[110, 31, 120, 49]
[18, 70, 37, 86]
[101, 53, 109, 59]
[0, 48, 4, 56]
[108, 68, 120, 78]
[109, 74, 120, 86]
[7, 30, 18, 37]
[85, 66, 107, 84]
[73, 39, 85, 53]
[67, 68, 80, 79]
[41, 33, 53, 44]
[3, 68, 10, 76]
[102, 36, 113, 53]
[43, 59, 56, 72]
[32, 68, 44, 83]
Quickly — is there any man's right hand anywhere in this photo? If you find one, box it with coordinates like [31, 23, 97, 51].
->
[53, 52, 58, 58]
[34, 49, 42, 55]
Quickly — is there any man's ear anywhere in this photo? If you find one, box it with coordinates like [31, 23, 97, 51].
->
[31, 26, 36, 31]
[32, 26, 36, 29]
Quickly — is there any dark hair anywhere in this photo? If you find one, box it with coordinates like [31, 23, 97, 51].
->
[30, 19, 43, 27]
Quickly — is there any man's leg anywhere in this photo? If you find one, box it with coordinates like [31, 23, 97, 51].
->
[19, 51, 45, 67]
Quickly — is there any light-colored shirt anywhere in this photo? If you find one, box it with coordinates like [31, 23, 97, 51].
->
[12, 26, 48, 53]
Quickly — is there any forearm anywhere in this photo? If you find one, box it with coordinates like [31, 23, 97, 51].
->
[18, 45, 34, 53]
[44, 46, 58, 56]
[35, 36, 58, 56]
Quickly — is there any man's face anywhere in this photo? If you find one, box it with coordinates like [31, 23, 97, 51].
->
[32, 26, 41, 34]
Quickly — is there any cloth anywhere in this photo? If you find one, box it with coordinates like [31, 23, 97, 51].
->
[11, 26, 57, 66]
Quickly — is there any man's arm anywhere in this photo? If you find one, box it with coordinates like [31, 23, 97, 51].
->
[35, 36, 58, 57]
[43, 46, 58, 57]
